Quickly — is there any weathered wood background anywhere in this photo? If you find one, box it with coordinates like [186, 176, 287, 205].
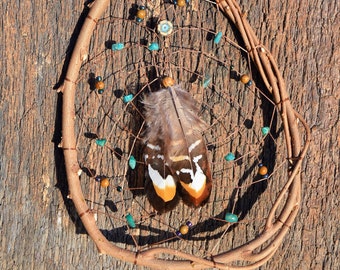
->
[0, 0, 338, 269]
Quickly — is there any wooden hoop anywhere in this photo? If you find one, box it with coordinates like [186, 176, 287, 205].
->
[61, 0, 311, 268]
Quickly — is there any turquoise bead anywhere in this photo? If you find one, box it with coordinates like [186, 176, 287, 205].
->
[261, 126, 270, 135]
[128, 156, 136, 169]
[148, 42, 160, 51]
[224, 152, 235, 161]
[203, 75, 211, 88]
[95, 138, 107, 147]
[224, 213, 238, 223]
[123, 94, 134, 103]
[214, 31, 223, 44]
[111, 43, 124, 51]
[95, 76, 102, 81]
[126, 213, 136, 228]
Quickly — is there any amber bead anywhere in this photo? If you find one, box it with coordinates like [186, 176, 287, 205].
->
[162, 76, 175, 87]
[177, 0, 186, 7]
[100, 178, 110, 188]
[179, 224, 189, 235]
[95, 80, 105, 90]
[240, 74, 250, 84]
[258, 166, 268, 176]
[136, 9, 146, 19]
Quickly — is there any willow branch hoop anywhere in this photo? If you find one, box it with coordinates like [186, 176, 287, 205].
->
[60, 0, 311, 269]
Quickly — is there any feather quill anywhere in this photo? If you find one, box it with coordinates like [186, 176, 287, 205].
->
[143, 85, 212, 213]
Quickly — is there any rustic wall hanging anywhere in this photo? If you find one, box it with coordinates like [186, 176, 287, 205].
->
[60, 0, 310, 268]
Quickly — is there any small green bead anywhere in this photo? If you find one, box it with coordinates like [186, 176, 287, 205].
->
[98, 89, 104, 94]
[148, 42, 160, 51]
[224, 152, 235, 161]
[128, 156, 136, 169]
[261, 127, 270, 135]
[203, 75, 211, 88]
[95, 138, 107, 147]
[123, 94, 134, 103]
[116, 186, 122, 192]
[111, 43, 125, 51]
[224, 213, 238, 223]
[126, 213, 136, 228]
[214, 31, 223, 44]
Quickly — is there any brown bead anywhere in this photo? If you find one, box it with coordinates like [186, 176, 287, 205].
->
[100, 178, 110, 188]
[136, 9, 146, 19]
[162, 76, 175, 87]
[95, 80, 105, 90]
[240, 74, 250, 84]
[258, 166, 268, 176]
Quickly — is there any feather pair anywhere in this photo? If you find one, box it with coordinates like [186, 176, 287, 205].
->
[143, 85, 212, 213]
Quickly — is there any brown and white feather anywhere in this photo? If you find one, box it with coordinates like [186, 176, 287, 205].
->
[143, 85, 212, 212]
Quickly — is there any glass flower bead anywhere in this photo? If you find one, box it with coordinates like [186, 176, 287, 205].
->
[157, 20, 173, 36]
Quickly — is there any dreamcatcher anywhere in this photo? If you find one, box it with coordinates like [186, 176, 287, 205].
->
[59, 0, 310, 268]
